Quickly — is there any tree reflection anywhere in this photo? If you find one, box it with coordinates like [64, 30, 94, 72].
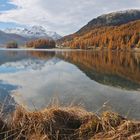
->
[57, 51, 140, 89]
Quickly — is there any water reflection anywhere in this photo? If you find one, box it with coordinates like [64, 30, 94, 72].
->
[0, 81, 17, 115]
[57, 51, 140, 89]
[0, 50, 140, 119]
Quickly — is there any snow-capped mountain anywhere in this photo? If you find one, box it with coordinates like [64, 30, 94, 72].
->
[4, 26, 62, 40]
[46, 31, 62, 40]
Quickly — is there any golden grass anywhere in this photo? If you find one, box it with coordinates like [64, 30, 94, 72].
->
[0, 106, 140, 140]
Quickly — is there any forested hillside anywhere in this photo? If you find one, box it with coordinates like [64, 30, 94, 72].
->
[58, 20, 140, 50]
[58, 10, 140, 50]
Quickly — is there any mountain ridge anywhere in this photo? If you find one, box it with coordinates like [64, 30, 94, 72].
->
[77, 9, 140, 34]
[4, 25, 62, 40]
[0, 30, 29, 46]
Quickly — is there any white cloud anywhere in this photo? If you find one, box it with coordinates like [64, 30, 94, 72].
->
[0, 0, 140, 35]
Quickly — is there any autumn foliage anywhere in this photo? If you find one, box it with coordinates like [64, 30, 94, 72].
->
[26, 39, 56, 49]
[58, 20, 140, 50]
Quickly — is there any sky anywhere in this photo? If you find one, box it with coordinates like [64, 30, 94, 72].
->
[0, 0, 140, 35]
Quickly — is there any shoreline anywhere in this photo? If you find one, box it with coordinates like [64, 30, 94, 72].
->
[0, 48, 82, 52]
[0, 47, 140, 53]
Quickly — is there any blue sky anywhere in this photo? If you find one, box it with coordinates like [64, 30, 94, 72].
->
[0, 0, 16, 11]
[0, 0, 140, 35]
[0, 22, 25, 29]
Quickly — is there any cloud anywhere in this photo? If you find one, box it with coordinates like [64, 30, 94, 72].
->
[0, 0, 140, 35]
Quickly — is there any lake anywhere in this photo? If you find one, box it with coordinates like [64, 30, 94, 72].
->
[0, 49, 140, 119]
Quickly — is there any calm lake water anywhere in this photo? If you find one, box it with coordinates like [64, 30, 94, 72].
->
[0, 49, 140, 119]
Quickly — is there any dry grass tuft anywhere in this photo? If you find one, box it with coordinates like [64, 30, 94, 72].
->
[101, 111, 126, 131]
[0, 105, 140, 140]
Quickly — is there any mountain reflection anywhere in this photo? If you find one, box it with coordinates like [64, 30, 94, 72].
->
[1, 50, 140, 90]
[56, 51, 140, 90]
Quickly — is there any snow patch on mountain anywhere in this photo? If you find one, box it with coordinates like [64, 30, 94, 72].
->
[4, 26, 62, 40]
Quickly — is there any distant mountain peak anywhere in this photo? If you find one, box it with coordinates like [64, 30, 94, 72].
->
[31, 25, 45, 29]
[4, 25, 62, 40]
[30, 25, 46, 33]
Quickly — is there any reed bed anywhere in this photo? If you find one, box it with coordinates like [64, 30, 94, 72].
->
[0, 106, 140, 140]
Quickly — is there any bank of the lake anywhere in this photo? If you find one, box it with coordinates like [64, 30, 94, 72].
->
[1, 46, 140, 53]
[0, 105, 140, 140]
